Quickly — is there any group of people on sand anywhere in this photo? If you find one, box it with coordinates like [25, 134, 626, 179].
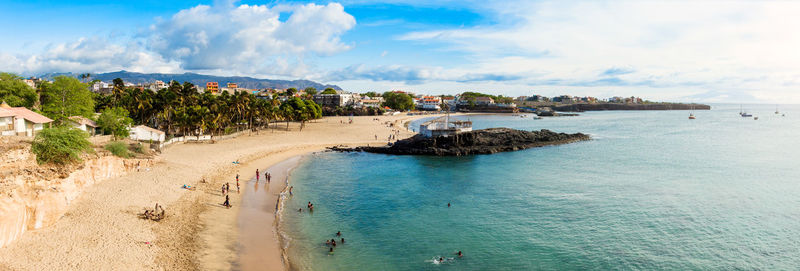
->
[325, 231, 346, 254]
[255, 169, 272, 183]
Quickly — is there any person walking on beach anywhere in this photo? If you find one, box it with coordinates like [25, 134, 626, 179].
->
[223, 195, 231, 208]
[289, 186, 293, 196]
[256, 169, 260, 182]
[221, 184, 226, 195]
[236, 173, 239, 182]
[265, 172, 270, 183]
[226, 182, 230, 193]
[236, 180, 240, 193]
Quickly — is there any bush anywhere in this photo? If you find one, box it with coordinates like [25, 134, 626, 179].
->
[104, 141, 130, 158]
[31, 127, 93, 165]
[132, 143, 145, 154]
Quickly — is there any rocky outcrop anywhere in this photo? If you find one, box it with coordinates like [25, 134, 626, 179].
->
[331, 128, 590, 156]
[552, 103, 710, 112]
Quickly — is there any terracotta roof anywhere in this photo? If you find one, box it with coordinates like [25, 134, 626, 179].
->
[0, 107, 53, 123]
[68, 116, 98, 127]
[133, 125, 165, 135]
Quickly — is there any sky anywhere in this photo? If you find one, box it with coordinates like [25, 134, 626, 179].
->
[1, 0, 800, 103]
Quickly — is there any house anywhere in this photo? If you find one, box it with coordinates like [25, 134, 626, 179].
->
[67, 116, 100, 136]
[129, 125, 166, 142]
[91, 81, 113, 94]
[147, 80, 168, 91]
[356, 99, 382, 108]
[474, 96, 495, 105]
[313, 93, 355, 107]
[418, 96, 442, 111]
[0, 101, 53, 137]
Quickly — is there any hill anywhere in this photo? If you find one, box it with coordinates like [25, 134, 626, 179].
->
[39, 71, 342, 90]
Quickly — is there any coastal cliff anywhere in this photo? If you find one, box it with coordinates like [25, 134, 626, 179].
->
[0, 138, 155, 248]
[332, 128, 590, 156]
[552, 103, 710, 112]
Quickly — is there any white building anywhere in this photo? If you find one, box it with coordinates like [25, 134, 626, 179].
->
[356, 98, 382, 108]
[91, 81, 113, 93]
[148, 80, 168, 91]
[129, 125, 166, 142]
[0, 102, 53, 137]
[67, 116, 100, 136]
[313, 93, 355, 107]
[418, 116, 472, 137]
[418, 96, 442, 111]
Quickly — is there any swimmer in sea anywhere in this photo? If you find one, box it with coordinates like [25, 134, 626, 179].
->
[329, 247, 334, 254]
[326, 240, 331, 246]
[336, 231, 341, 236]
[457, 251, 463, 257]
[341, 238, 344, 244]
[331, 239, 336, 247]
[448, 202, 451, 207]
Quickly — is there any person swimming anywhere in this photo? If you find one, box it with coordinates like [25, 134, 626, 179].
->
[457, 251, 463, 257]
[329, 247, 334, 254]
[336, 231, 341, 236]
[341, 238, 345, 244]
[331, 239, 336, 247]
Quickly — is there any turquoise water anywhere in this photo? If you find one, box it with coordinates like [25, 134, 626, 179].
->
[281, 104, 800, 270]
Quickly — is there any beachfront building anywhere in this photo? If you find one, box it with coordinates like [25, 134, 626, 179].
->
[130, 125, 166, 142]
[67, 116, 100, 136]
[474, 96, 495, 106]
[0, 102, 53, 137]
[356, 98, 382, 108]
[419, 116, 472, 137]
[313, 93, 355, 107]
[418, 96, 442, 111]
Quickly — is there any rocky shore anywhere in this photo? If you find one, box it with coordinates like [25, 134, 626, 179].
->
[330, 128, 590, 156]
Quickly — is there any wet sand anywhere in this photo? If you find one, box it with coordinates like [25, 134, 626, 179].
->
[235, 156, 304, 270]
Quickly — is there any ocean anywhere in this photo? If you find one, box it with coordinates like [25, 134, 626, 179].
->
[279, 104, 800, 270]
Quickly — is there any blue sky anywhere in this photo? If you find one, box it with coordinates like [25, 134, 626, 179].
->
[1, 0, 799, 103]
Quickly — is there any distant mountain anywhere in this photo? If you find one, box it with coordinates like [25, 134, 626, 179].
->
[38, 71, 342, 90]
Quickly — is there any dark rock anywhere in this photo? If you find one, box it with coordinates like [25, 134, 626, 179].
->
[330, 128, 590, 156]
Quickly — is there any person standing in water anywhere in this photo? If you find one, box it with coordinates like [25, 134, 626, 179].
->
[256, 169, 260, 182]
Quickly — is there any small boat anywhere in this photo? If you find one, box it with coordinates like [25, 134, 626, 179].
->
[533, 116, 543, 120]
[775, 105, 780, 114]
[754, 116, 759, 120]
[688, 113, 696, 119]
[739, 105, 752, 117]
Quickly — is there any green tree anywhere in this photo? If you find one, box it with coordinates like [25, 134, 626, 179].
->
[0, 73, 37, 108]
[285, 88, 297, 97]
[304, 87, 317, 96]
[321, 88, 337, 94]
[363, 91, 380, 98]
[41, 76, 94, 122]
[382, 91, 414, 111]
[97, 107, 134, 140]
[31, 126, 93, 165]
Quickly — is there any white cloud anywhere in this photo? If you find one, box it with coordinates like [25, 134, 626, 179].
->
[146, 2, 355, 76]
[381, 0, 800, 103]
[1, 2, 356, 78]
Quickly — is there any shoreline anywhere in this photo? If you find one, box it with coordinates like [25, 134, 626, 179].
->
[0, 113, 468, 270]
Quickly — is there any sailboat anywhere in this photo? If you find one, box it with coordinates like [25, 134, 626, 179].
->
[688, 104, 696, 119]
[739, 105, 752, 117]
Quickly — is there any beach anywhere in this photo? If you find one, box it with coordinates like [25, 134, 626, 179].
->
[0, 114, 433, 270]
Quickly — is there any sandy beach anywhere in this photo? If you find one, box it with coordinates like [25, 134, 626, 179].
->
[0, 114, 438, 270]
